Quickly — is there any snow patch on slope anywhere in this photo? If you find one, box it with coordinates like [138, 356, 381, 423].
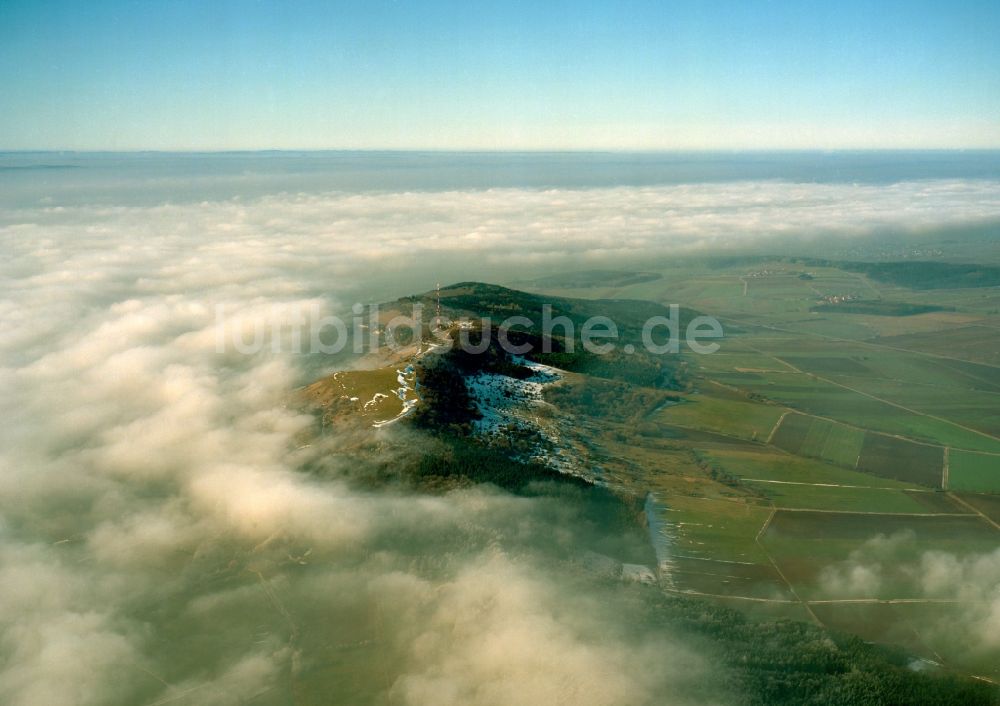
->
[462, 357, 594, 478]
[466, 358, 559, 436]
[373, 364, 419, 428]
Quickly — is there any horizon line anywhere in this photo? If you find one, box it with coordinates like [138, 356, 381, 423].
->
[4, 147, 1000, 155]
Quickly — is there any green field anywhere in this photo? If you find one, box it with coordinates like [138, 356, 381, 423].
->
[825, 374, 1000, 437]
[702, 447, 920, 489]
[877, 326, 1000, 367]
[658, 388, 786, 441]
[766, 411, 946, 487]
[661, 495, 772, 565]
[806, 601, 1000, 680]
[948, 450, 1000, 493]
[765, 508, 994, 545]
[528, 256, 1000, 682]
[954, 492, 1000, 523]
[770, 412, 865, 467]
[742, 368, 1000, 453]
[745, 482, 957, 514]
[687, 320, 1000, 453]
[808, 603, 934, 660]
[856, 434, 944, 487]
[889, 603, 1000, 681]
[762, 511, 999, 601]
[669, 557, 794, 600]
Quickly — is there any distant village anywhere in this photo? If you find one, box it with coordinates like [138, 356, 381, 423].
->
[817, 292, 861, 305]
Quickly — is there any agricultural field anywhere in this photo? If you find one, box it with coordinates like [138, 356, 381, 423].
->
[953, 492, 1000, 524]
[661, 266, 1000, 450]
[948, 450, 1000, 493]
[856, 434, 944, 487]
[805, 601, 1000, 682]
[656, 385, 786, 441]
[820, 375, 1000, 438]
[668, 556, 795, 601]
[769, 412, 865, 468]
[659, 495, 773, 565]
[767, 411, 947, 487]
[761, 511, 999, 600]
[719, 356, 1000, 453]
[700, 446, 920, 489]
[529, 258, 1000, 683]
[888, 603, 1000, 682]
[876, 326, 1000, 367]
[807, 603, 934, 660]
[763, 509, 998, 556]
[763, 502, 993, 545]
[744, 482, 958, 514]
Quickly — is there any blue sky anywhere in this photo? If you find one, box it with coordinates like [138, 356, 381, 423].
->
[1, 0, 999, 150]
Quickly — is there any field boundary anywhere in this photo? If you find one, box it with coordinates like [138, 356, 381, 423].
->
[766, 411, 788, 444]
[776, 508, 974, 517]
[754, 507, 823, 625]
[715, 314, 1000, 373]
[742, 478, 939, 492]
[755, 346, 1000, 447]
[948, 492, 1000, 531]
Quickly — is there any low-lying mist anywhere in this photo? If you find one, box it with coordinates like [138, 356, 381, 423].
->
[819, 531, 1000, 668]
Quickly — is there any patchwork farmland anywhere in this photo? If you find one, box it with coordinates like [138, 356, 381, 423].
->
[537, 256, 1000, 680]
